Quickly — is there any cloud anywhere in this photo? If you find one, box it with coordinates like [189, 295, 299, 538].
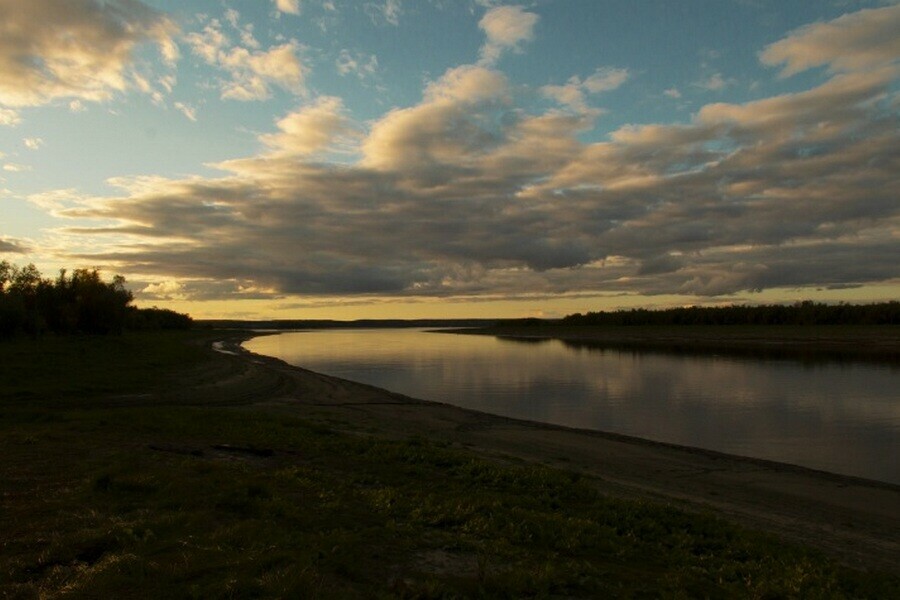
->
[0, 0, 178, 108]
[186, 16, 308, 101]
[0, 107, 20, 126]
[542, 67, 628, 113]
[541, 79, 588, 112]
[3, 163, 30, 172]
[664, 88, 682, 99]
[0, 238, 29, 254]
[275, 0, 301, 15]
[24, 137, 44, 150]
[365, 0, 403, 26]
[258, 96, 355, 156]
[336, 50, 379, 80]
[139, 280, 185, 300]
[583, 67, 630, 93]
[760, 4, 900, 76]
[54, 6, 900, 302]
[478, 5, 539, 65]
[361, 65, 514, 180]
[173, 102, 198, 121]
[26, 188, 99, 219]
[694, 73, 730, 91]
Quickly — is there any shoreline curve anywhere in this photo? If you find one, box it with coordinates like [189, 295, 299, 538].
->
[215, 333, 900, 572]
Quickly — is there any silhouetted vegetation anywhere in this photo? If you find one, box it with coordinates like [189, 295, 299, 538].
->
[125, 306, 193, 331]
[561, 301, 900, 327]
[0, 261, 191, 338]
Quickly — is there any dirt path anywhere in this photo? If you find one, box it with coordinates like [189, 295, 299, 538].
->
[203, 336, 900, 573]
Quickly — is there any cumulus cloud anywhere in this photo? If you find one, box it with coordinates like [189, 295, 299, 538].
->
[259, 97, 356, 156]
[24, 137, 44, 150]
[360, 65, 517, 183]
[0, 0, 178, 108]
[541, 80, 588, 112]
[186, 16, 308, 101]
[54, 5, 900, 302]
[275, 0, 301, 15]
[760, 3, 900, 76]
[140, 280, 185, 300]
[478, 5, 539, 65]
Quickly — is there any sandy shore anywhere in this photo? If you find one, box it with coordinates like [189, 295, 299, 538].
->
[205, 334, 899, 573]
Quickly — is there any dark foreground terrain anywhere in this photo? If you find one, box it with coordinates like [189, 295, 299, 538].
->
[1, 330, 898, 597]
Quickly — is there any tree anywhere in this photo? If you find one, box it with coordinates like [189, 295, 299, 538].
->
[0, 262, 191, 338]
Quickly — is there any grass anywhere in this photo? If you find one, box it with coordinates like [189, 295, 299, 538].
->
[2, 332, 898, 598]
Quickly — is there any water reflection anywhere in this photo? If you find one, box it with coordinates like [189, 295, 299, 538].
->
[548, 337, 900, 368]
[244, 329, 900, 484]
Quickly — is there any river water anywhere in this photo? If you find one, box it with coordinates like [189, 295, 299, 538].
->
[243, 329, 900, 485]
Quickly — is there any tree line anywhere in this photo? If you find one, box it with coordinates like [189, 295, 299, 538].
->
[560, 301, 900, 327]
[0, 261, 192, 338]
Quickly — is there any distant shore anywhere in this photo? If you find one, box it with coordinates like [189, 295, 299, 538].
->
[445, 324, 900, 364]
[228, 332, 900, 571]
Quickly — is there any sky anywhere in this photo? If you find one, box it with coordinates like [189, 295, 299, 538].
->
[1, 0, 898, 320]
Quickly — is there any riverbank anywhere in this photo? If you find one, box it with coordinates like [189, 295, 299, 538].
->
[226, 333, 900, 569]
[2, 331, 898, 597]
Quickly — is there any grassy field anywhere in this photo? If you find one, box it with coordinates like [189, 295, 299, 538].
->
[2, 332, 898, 598]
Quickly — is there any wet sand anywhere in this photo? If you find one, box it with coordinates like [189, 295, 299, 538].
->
[205, 334, 899, 573]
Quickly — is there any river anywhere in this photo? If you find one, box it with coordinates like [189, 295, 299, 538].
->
[243, 329, 900, 484]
